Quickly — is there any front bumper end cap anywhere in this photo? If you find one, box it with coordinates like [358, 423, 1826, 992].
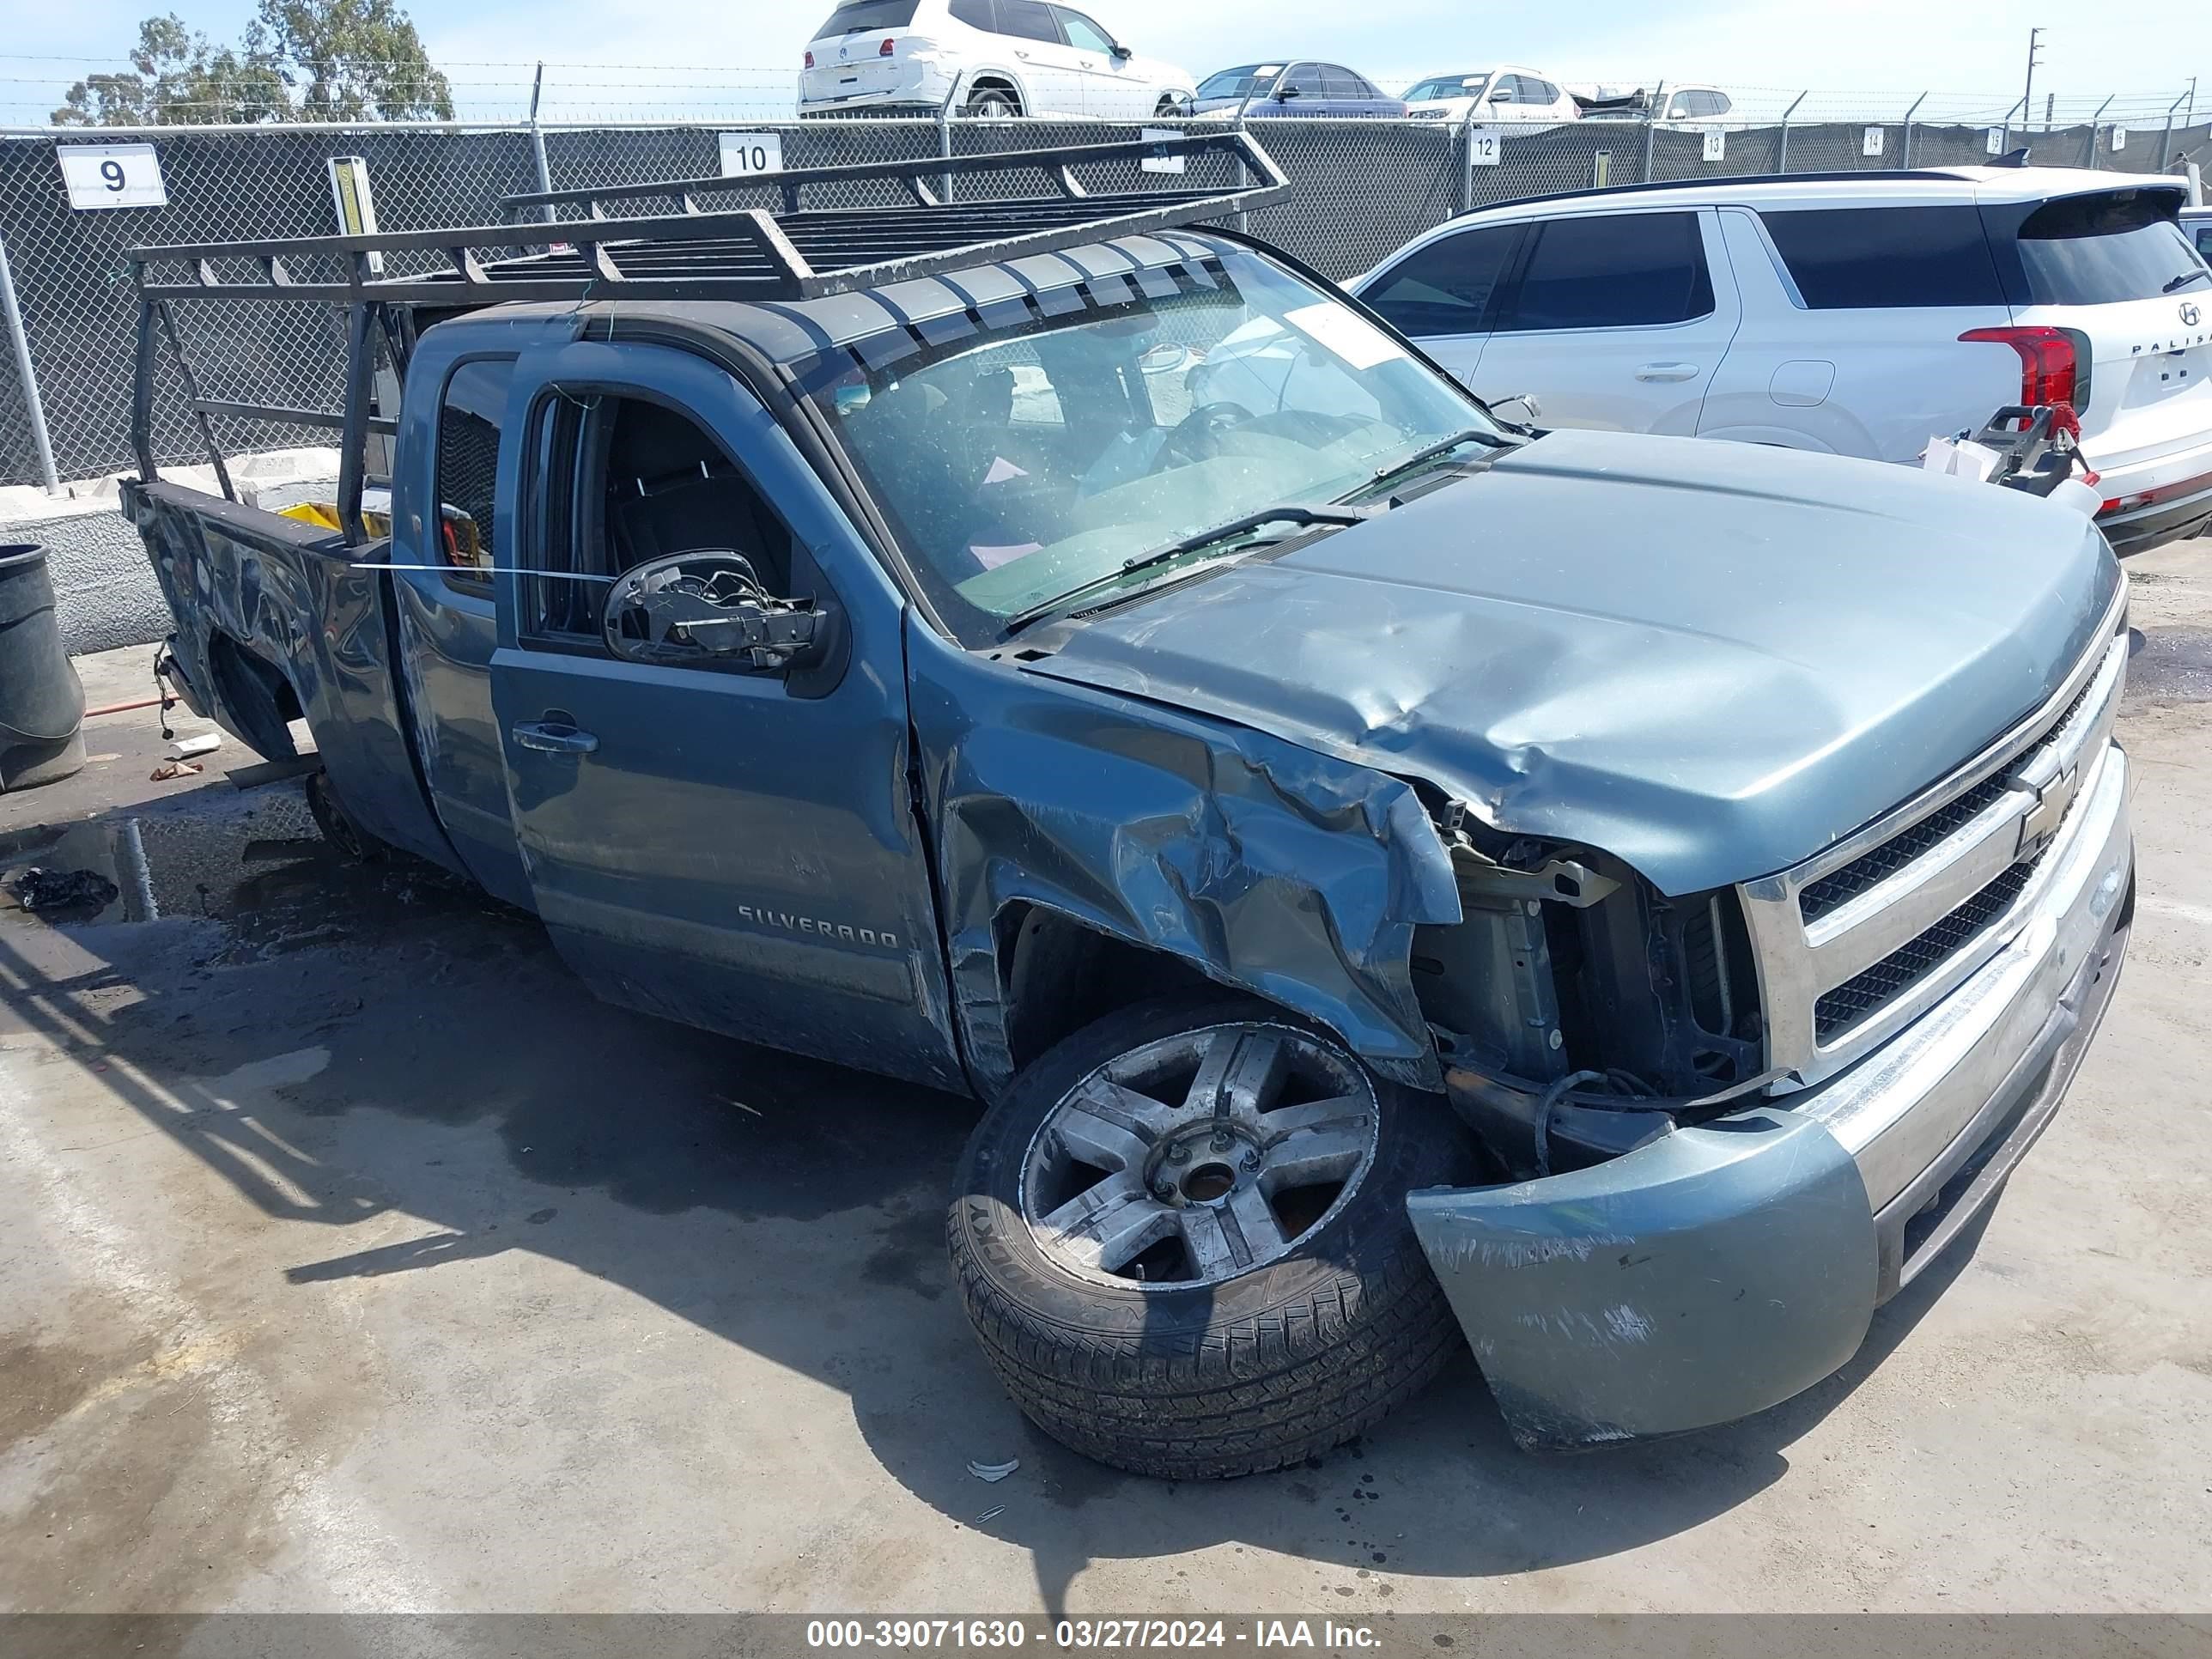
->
[1407, 1110, 1877, 1452]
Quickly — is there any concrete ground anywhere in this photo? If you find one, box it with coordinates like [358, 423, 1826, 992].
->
[2, 543, 2210, 1619]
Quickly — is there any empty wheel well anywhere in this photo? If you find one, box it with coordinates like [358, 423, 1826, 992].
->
[204, 633, 302, 759]
[996, 904, 1216, 1073]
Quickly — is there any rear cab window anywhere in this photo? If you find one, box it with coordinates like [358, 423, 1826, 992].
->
[1498, 210, 1714, 331]
[434, 360, 513, 592]
[1758, 205, 2004, 308]
[2005, 190, 2210, 306]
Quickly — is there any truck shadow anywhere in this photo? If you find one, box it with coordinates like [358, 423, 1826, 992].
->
[0, 811, 1993, 1608]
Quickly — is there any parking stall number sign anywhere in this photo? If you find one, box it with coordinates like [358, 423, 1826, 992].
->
[58, 143, 167, 210]
[1468, 129, 1502, 167]
[1702, 128, 1726, 161]
[718, 133, 784, 178]
[1862, 125, 1885, 156]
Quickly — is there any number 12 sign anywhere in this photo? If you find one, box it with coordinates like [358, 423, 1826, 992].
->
[58, 143, 168, 210]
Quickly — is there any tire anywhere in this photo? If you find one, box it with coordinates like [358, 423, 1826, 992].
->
[305, 769, 381, 862]
[1154, 95, 1187, 118]
[966, 87, 1021, 118]
[947, 994, 1470, 1479]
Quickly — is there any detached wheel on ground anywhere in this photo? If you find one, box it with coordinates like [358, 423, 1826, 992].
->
[947, 995, 1470, 1480]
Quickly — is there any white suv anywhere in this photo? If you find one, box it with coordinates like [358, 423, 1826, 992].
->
[1352, 168, 2212, 553]
[1403, 68, 1577, 127]
[798, 0, 1194, 119]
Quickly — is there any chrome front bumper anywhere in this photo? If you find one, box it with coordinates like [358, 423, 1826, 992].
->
[1407, 741, 2134, 1450]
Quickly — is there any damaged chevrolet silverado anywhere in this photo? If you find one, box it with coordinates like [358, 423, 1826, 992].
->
[120, 134, 2135, 1478]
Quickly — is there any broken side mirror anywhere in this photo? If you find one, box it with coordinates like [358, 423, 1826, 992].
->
[601, 552, 832, 673]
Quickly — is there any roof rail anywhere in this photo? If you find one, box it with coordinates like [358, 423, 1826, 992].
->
[128, 131, 1287, 308]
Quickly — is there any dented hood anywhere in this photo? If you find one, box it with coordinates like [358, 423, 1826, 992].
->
[1024, 429, 2122, 896]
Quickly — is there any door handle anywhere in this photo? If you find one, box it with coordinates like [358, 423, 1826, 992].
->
[1014, 47, 1030, 58]
[511, 720, 599, 756]
[1636, 362, 1702, 382]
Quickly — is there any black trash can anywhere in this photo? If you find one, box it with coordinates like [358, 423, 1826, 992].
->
[0, 542, 87, 791]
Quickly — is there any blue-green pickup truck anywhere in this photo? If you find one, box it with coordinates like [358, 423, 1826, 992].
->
[120, 135, 2133, 1478]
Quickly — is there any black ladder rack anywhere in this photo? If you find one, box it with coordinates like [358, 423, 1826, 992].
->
[129, 131, 1285, 307]
[126, 130, 1287, 543]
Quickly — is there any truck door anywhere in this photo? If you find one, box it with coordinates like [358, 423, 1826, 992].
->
[386, 337, 536, 911]
[488, 339, 965, 1092]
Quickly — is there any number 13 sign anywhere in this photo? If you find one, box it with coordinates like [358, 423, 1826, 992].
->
[58, 143, 168, 210]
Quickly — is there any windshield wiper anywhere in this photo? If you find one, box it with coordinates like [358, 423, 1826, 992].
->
[1351, 427, 1510, 499]
[1003, 503, 1371, 637]
[2161, 268, 2211, 293]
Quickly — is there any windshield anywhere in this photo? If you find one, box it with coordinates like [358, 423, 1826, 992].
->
[1406, 75, 1486, 101]
[811, 250, 1492, 641]
[2016, 191, 2209, 304]
[1196, 65, 1282, 99]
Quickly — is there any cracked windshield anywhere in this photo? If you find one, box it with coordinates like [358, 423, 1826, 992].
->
[813, 253, 1492, 633]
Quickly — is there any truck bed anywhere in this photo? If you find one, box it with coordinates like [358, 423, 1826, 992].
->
[122, 477, 461, 875]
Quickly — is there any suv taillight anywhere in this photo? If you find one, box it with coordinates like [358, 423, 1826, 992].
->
[1960, 325, 2093, 411]
[879, 35, 896, 55]
[804, 48, 814, 67]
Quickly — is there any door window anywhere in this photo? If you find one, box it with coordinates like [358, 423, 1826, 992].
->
[434, 359, 513, 593]
[523, 392, 800, 653]
[1528, 79, 1561, 104]
[1362, 224, 1522, 336]
[1759, 206, 2004, 308]
[1321, 66, 1365, 100]
[1054, 9, 1114, 52]
[1280, 64, 1326, 99]
[995, 0, 1060, 41]
[1498, 211, 1715, 331]
[950, 0, 994, 27]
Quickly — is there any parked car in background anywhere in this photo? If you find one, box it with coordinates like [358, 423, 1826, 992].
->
[1569, 82, 1735, 125]
[1190, 61, 1407, 117]
[1403, 68, 1578, 125]
[2185, 205, 2212, 262]
[798, 0, 1194, 118]
[1352, 167, 2212, 553]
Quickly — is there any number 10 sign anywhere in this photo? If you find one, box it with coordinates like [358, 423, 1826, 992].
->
[58, 143, 168, 210]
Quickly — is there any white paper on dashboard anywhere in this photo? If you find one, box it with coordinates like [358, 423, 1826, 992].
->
[1283, 302, 1405, 371]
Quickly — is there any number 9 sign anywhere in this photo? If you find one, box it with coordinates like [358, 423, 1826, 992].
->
[58, 143, 168, 210]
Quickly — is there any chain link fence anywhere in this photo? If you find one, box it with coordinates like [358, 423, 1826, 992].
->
[3, 110, 2209, 487]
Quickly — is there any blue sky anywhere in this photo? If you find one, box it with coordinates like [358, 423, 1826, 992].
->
[3, 0, 2203, 126]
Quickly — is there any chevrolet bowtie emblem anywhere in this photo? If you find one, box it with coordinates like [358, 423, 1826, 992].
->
[2017, 763, 2078, 857]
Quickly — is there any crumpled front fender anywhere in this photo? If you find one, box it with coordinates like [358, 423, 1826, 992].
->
[904, 621, 1463, 1099]
[1407, 1108, 1877, 1451]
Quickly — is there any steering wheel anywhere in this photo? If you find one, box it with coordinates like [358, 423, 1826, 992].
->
[1152, 400, 1256, 471]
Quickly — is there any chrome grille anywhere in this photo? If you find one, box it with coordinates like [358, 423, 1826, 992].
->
[1738, 587, 2130, 1088]
[1812, 858, 2038, 1042]
[1798, 774, 2013, 924]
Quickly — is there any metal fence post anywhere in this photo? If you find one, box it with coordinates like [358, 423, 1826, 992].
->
[0, 232, 61, 495]
[1642, 80, 1665, 182]
[2083, 94, 2112, 167]
[527, 62, 556, 222]
[1776, 90, 1807, 173]
[939, 70, 967, 202]
[2159, 87, 2190, 167]
[1459, 100, 1480, 212]
[1901, 91, 1926, 166]
[2000, 94, 2025, 156]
